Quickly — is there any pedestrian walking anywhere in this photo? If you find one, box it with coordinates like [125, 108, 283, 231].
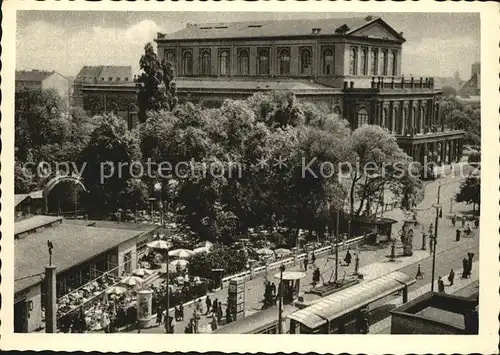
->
[461, 216, 466, 227]
[448, 269, 455, 286]
[429, 234, 434, 254]
[179, 303, 184, 321]
[467, 253, 474, 277]
[271, 282, 276, 297]
[428, 223, 434, 236]
[455, 229, 461, 242]
[212, 298, 218, 316]
[461, 258, 468, 278]
[451, 215, 456, 227]
[312, 267, 321, 287]
[416, 264, 423, 279]
[311, 253, 316, 266]
[344, 249, 352, 266]
[225, 305, 232, 324]
[217, 302, 223, 323]
[211, 316, 218, 331]
[156, 305, 163, 325]
[205, 296, 212, 315]
[437, 276, 445, 293]
[196, 299, 203, 314]
[303, 257, 309, 271]
[474, 217, 479, 228]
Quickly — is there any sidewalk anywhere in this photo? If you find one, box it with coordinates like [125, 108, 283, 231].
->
[370, 260, 479, 334]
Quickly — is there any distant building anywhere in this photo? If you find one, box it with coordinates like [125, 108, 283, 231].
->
[471, 62, 480, 77]
[15, 70, 72, 107]
[154, 16, 465, 165]
[433, 77, 463, 92]
[458, 63, 480, 98]
[73, 65, 138, 129]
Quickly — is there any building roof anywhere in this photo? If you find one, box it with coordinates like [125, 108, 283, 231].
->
[159, 17, 404, 42]
[175, 79, 339, 93]
[14, 215, 63, 236]
[15, 194, 30, 207]
[15, 70, 55, 82]
[15, 190, 45, 207]
[63, 219, 159, 232]
[75, 66, 132, 83]
[15, 224, 142, 292]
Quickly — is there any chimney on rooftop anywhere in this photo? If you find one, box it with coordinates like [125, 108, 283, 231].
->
[312, 28, 321, 34]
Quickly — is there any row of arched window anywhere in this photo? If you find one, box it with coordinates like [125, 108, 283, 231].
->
[164, 47, 336, 77]
[355, 104, 430, 134]
[350, 47, 398, 76]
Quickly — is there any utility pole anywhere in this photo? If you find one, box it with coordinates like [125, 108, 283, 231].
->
[166, 250, 170, 332]
[335, 209, 339, 284]
[278, 264, 285, 334]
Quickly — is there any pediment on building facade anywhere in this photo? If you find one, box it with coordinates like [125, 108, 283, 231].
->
[349, 19, 405, 43]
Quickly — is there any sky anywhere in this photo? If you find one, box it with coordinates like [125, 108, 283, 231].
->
[16, 11, 480, 79]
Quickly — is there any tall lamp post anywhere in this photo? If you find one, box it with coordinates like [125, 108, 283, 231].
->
[278, 264, 285, 334]
[430, 203, 442, 292]
[334, 209, 339, 284]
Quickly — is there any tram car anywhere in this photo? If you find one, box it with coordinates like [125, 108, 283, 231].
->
[287, 271, 416, 334]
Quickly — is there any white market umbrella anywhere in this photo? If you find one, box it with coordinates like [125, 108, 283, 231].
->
[257, 248, 274, 256]
[105, 286, 128, 295]
[147, 240, 172, 250]
[132, 268, 153, 277]
[120, 275, 144, 287]
[168, 248, 195, 259]
[274, 248, 292, 257]
[169, 259, 189, 270]
[193, 246, 210, 254]
[196, 241, 214, 249]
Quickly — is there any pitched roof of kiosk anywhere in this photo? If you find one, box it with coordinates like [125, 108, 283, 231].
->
[159, 17, 404, 42]
[15, 223, 142, 292]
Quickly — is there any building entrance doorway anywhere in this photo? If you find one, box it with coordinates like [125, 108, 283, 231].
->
[14, 300, 28, 333]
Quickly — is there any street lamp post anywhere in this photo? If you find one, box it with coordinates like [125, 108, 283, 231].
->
[278, 264, 285, 334]
[430, 204, 442, 292]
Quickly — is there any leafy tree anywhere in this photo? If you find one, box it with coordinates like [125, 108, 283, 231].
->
[440, 97, 480, 146]
[456, 176, 480, 213]
[441, 85, 457, 97]
[15, 88, 64, 161]
[346, 125, 422, 216]
[78, 114, 142, 216]
[136, 42, 178, 123]
[187, 244, 248, 280]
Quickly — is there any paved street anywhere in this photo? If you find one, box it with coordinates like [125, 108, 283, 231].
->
[119, 173, 479, 334]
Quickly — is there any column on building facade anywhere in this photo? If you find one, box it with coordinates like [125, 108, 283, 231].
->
[378, 102, 384, 127]
[211, 47, 218, 76]
[430, 97, 436, 131]
[249, 47, 257, 76]
[230, 44, 235, 77]
[431, 141, 437, 163]
[193, 48, 200, 76]
[436, 103, 442, 131]
[448, 140, 453, 164]
[270, 42, 276, 78]
[440, 140, 446, 165]
[176, 45, 181, 77]
[408, 100, 414, 136]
